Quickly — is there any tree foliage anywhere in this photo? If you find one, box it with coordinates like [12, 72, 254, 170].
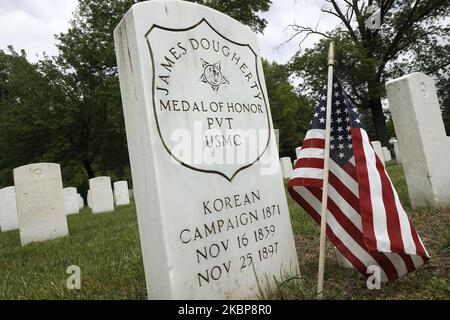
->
[262, 60, 313, 159]
[0, 48, 63, 186]
[186, 0, 271, 33]
[290, 0, 450, 145]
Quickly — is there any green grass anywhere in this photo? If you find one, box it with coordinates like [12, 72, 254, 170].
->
[0, 204, 146, 299]
[0, 162, 449, 299]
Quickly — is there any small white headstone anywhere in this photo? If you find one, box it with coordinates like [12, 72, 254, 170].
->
[392, 140, 401, 164]
[0, 186, 19, 231]
[386, 72, 450, 208]
[87, 190, 92, 209]
[113, 181, 130, 206]
[13, 163, 69, 246]
[77, 194, 84, 210]
[382, 147, 392, 162]
[280, 157, 293, 179]
[114, 1, 299, 299]
[371, 141, 385, 164]
[89, 177, 114, 214]
[64, 187, 79, 215]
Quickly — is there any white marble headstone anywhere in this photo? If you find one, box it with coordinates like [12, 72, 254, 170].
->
[87, 190, 92, 209]
[280, 157, 293, 179]
[77, 194, 84, 210]
[382, 147, 392, 162]
[13, 163, 69, 246]
[114, 0, 299, 299]
[113, 181, 130, 206]
[386, 72, 450, 208]
[392, 140, 401, 164]
[64, 187, 79, 215]
[0, 186, 19, 231]
[89, 177, 114, 214]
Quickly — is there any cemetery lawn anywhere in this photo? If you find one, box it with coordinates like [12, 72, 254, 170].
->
[0, 162, 448, 300]
[0, 204, 147, 299]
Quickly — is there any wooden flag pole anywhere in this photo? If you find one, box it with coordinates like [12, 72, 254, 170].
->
[317, 42, 335, 299]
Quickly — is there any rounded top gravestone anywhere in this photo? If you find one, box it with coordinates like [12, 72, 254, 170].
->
[13, 163, 69, 246]
[64, 187, 79, 215]
[113, 181, 130, 206]
[89, 176, 115, 214]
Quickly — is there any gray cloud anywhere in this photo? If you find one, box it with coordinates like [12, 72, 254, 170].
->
[0, 0, 78, 60]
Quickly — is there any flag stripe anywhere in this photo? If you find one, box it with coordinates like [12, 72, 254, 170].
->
[328, 171, 360, 213]
[291, 186, 393, 281]
[374, 154, 406, 253]
[287, 189, 370, 277]
[295, 158, 324, 169]
[298, 148, 324, 160]
[330, 160, 359, 196]
[305, 129, 326, 140]
[341, 161, 357, 181]
[352, 129, 378, 251]
[291, 167, 323, 180]
[306, 186, 400, 280]
[288, 177, 323, 188]
[302, 138, 325, 149]
[360, 132, 391, 252]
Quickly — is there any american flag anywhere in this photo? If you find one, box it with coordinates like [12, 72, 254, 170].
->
[288, 73, 429, 281]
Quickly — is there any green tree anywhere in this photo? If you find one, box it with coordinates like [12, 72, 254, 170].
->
[262, 59, 313, 159]
[290, 0, 450, 146]
[0, 48, 65, 187]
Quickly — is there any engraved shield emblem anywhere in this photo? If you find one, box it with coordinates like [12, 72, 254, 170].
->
[146, 19, 270, 181]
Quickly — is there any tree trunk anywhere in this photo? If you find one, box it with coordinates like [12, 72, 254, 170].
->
[83, 160, 95, 179]
[367, 79, 389, 146]
[370, 98, 389, 146]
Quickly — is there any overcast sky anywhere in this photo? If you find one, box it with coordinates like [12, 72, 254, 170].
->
[0, 0, 341, 63]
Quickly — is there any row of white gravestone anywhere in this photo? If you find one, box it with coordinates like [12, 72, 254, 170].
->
[0, 163, 133, 246]
[85, 180, 132, 211]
